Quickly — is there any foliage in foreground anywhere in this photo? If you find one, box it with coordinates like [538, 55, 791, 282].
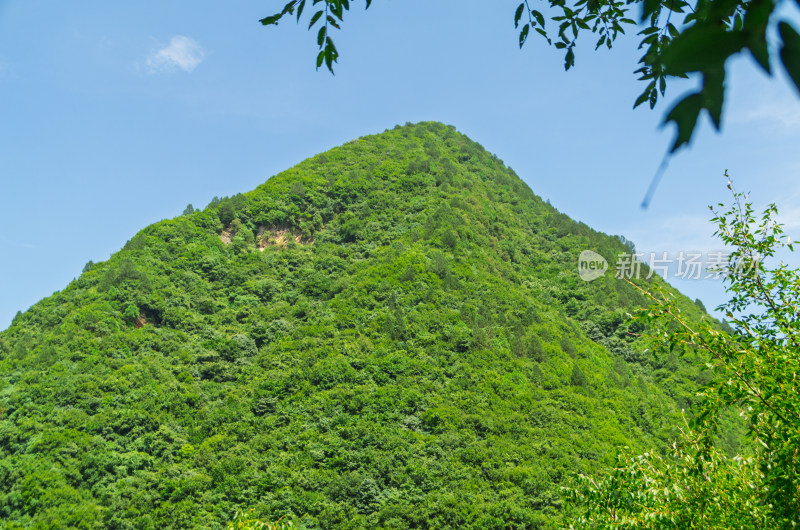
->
[566, 176, 799, 527]
[260, 0, 800, 152]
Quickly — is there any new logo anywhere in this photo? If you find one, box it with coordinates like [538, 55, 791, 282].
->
[578, 250, 608, 281]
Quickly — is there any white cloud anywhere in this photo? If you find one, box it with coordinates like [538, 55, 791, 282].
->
[146, 36, 205, 74]
[727, 77, 800, 132]
[624, 213, 719, 257]
[738, 100, 800, 130]
[0, 234, 36, 250]
[778, 205, 800, 233]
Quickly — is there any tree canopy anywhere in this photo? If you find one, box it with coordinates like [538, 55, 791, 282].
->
[261, 0, 800, 152]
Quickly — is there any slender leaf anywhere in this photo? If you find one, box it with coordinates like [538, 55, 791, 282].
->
[309, 10, 323, 29]
[515, 3, 525, 28]
[520, 24, 530, 48]
[634, 83, 654, 108]
[565, 47, 575, 70]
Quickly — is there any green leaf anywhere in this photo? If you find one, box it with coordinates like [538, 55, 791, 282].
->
[284, 1, 298, 14]
[743, 0, 773, 33]
[565, 47, 575, 70]
[703, 68, 725, 129]
[641, 34, 658, 46]
[664, 93, 704, 152]
[779, 22, 800, 94]
[515, 3, 525, 28]
[326, 36, 339, 56]
[330, 1, 343, 19]
[661, 24, 745, 74]
[309, 10, 323, 29]
[741, 0, 774, 75]
[634, 84, 654, 108]
[260, 14, 282, 25]
[666, 0, 688, 13]
[535, 27, 551, 44]
[519, 24, 530, 48]
[596, 35, 606, 50]
[641, 0, 662, 22]
[535, 27, 548, 38]
[296, 0, 306, 22]
[667, 23, 679, 37]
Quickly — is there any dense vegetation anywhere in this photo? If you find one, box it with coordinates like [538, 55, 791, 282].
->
[0, 122, 718, 528]
[567, 182, 800, 528]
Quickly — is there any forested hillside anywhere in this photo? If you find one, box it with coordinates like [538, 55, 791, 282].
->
[0, 122, 717, 528]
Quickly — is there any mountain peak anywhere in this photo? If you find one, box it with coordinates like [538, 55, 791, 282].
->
[0, 123, 709, 529]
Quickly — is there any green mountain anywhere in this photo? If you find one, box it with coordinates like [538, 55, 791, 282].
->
[0, 122, 713, 529]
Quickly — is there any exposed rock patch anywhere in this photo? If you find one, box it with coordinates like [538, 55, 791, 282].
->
[219, 225, 313, 249]
[257, 225, 313, 250]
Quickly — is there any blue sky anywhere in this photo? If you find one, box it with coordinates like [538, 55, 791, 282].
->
[1, 1, 799, 329]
